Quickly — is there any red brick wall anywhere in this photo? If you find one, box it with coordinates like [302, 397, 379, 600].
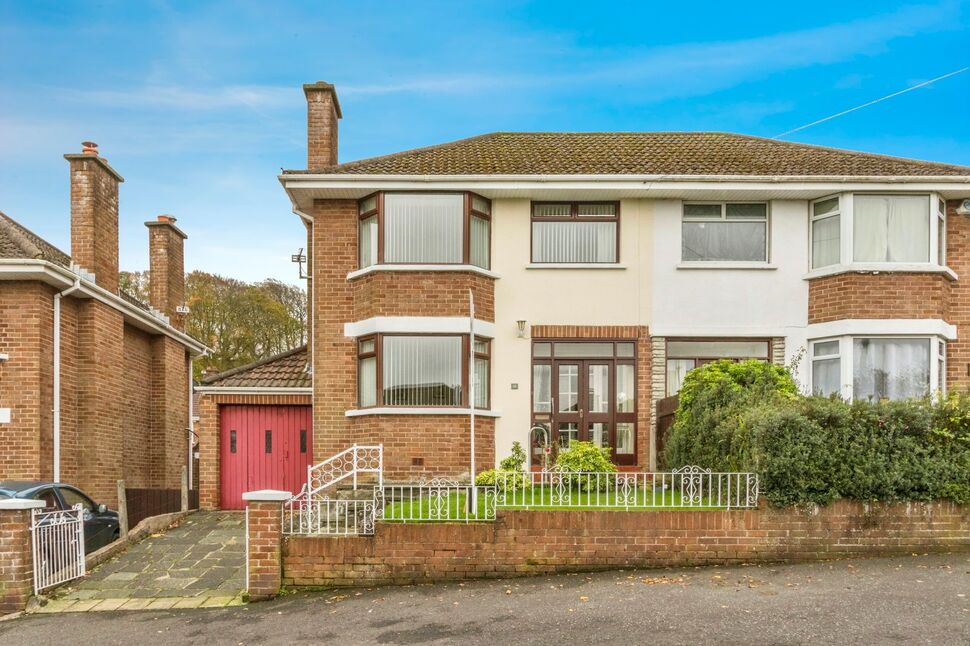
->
[0, 281, 191, 507]
[352, 272, 495, 320]
[946, 199, 970, 391]
[67, 155, 120, 293]
[0, 507, 36, 614]
[808, 272, 951, 324]
[123, 326, 153, 488]
[196, 393, 313, 510]
[247, 499, 284, 600]
[147, 222, 186, 330]
[305, 83, 340, 170]
[0, 283, 54, 480]
[282, 501, 970, 588]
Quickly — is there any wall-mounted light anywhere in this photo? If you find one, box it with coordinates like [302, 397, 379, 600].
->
[516, 320, 527, 338]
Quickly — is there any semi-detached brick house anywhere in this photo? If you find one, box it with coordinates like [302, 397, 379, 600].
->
[0, 142, 207, 507]
[202, 81, 970, 508]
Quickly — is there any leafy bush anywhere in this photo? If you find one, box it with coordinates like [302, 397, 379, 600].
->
[475, 469, 527, 492]
[554, 441, 617, 491]
[664, 359, 970, 506]
[499, 441, 527, 472]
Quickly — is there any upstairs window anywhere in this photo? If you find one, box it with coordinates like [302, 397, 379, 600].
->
[358, 192, 491, 269]
[853, 195, 929, 263]
[811, 197, 840, 269]
[682, 203, 768, 262]
[531, 202, 619, 263]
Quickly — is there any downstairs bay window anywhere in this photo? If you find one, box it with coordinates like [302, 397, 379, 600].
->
[809, 193, 948, 272]
[809, 336, 945, 400]
[358, 192, 491, 269]
[357, 334, 490, 409]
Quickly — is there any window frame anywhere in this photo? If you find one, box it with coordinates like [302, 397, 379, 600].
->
[664, 337, 771, 397]
[809, 193, 947, 273]
[808, 334, 946, 400]
[358, 191, 491, 269]
[810, 195, 841, 270]
[357, 333, 490, 410]
[681, 201, 770, 263]
[529, 201, 621, 264]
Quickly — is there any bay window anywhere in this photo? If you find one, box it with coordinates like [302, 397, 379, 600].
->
[682, 202, 768, 262]
[358, 192, 491, 269]
[810, 193, 947, 271]
[809, 336, 944, 400]
[357, 334, 490, 409]
[531, 202, 619, 263]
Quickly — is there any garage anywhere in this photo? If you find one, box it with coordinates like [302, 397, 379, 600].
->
[219, 405, 312, 510]
[194, 346, 313, 510]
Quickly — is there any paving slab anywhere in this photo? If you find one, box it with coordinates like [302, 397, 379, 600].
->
[45, 512, 245, 613]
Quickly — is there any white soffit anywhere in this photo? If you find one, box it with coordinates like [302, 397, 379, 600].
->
[805, 319, 957, 341]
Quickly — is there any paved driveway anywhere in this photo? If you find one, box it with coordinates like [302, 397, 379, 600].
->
[41, 511, 245, 611]
[3, 553, 968, 644]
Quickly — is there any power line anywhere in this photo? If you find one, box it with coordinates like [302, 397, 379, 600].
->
[773, 66, 968, 139]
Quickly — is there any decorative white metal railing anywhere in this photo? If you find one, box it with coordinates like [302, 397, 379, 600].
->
[307, 444, 383, 496]
[493, 466, 759, 510]
[31, 504, 86, 591]
[283, 492, 379, 536]
[381, 479, 496, 523]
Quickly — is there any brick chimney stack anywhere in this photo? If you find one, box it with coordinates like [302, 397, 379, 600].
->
[304, 81, 342, 170]
[65, 142, 125, 292]
[145, 215, 187, 330]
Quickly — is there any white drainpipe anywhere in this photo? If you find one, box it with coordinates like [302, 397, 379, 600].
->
[188, 357, 194, 490]
[53, 278, 81, 483]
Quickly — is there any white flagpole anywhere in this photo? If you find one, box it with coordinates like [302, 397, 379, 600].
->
[468, 288, 477, 512]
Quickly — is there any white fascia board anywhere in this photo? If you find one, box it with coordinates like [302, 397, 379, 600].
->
[345, 316, 496, 338]
[194, 387, 313, 396]
[282, 174, 970, 196]
[805, 319, 957, 341]
[346, 407, 501, 417]
[0, 259, 210, 356]
[804, 263, 959, 281]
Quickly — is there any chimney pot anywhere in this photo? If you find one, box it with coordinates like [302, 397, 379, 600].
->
[81, 141, 99, 156]
[157, 214, 176, 223]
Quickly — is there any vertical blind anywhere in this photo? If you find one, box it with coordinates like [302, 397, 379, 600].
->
[384, 194, 464, 263]
[533, 365, 552, 412]
[470, 215, 490, 268]
[853, 195, 929, 262]
[474, 357, 489, 409]
[532, 221, 616, 263]
[359, 356, 377, 407]
[359, 216, 378, 267]
[382, 336, 463, 406]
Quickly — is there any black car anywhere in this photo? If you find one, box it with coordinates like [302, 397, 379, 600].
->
[0, 481, 120, 553]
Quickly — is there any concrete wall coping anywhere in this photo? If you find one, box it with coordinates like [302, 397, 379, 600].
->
[0, 499, 45, 511]
[243, 490, 292, 502]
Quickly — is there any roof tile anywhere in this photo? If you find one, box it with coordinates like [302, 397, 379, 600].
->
[200, 346, 310, 389]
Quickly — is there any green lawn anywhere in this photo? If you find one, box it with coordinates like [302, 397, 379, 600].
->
[380, 486, 730, 522]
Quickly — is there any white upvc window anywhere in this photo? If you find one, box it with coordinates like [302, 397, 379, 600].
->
[809, 193, 947, 272]
[682, 202, 769, 262]
[808, 336, 945, 400]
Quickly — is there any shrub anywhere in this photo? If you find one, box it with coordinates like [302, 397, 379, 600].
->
[554, 441, 617, 491]
[475, 469, 527, 492]
[664, 361, 970, 507]
[499, 441, 527, 472]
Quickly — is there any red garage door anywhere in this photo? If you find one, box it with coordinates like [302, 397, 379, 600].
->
[220, 405, 312, 510]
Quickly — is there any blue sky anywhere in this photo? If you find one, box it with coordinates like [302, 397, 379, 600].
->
[1, 1, 968, 285]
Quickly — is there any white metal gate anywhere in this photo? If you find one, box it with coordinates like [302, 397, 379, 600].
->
[31, 504, 85, 591]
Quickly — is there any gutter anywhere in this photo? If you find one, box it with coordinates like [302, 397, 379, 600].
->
[280, 172, 970, 184]
[0, 259, 209, 356]
[193, 386, 312, 396]
[53, 277, 82, 482]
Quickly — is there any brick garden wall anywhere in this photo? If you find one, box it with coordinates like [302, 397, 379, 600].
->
[280, 501, 970, 588]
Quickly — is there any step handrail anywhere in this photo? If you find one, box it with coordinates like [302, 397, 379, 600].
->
[307, 444, 383, 496]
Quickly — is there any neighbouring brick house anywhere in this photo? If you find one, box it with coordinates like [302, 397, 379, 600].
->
[201, 81, 970, 508]
[0, 142, 207, 508]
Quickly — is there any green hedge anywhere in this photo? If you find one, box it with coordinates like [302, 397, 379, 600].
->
[663, 360, 970, 506]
